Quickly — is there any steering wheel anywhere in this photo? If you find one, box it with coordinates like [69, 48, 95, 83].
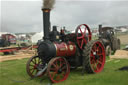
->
[75, 24, 92, 49]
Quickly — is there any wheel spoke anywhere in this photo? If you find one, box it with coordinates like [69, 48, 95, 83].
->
[34, 58, 37, 64]
[50, 68, 57, 71]
[60, 62, 66, 70]
[33, 58, 36, 64]
[92, 62, 97, 70]
[77, 36, 83, 39]
[77, 40, 80, 46]
[90, 58, 94, 64]
[38, 58, 41, 63]
[96, 46, 100, 52]
[97, 60, 102, 65]
[79, 28, 83, 35]
[52, 72, 57, 78]
[97, 53, 103, 56]
[80, 39, 84, 49]
[59, 59, 62, 68]
[29, 64, 34, 67]
[30, 67, 34, 71]
[61, 66, 67, 71]
[91, 53, 95, 60]
[47, 57, 70, 83]
[94, 44, 97, 51]
[31, 60, 36, 64]
[83, 38, 87, 44]
[31, 68, 35, 74]
[53, 63, 58, 70]
[96, 65, 99, 71]
[83, 27, 86, 35]
[56, 60, 59, 69]
[91, 49, 95, 54]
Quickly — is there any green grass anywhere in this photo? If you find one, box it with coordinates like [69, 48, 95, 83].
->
[0, 52, 4, 56]
[121, 44, 127, 49]
[0, 58, 128, 85]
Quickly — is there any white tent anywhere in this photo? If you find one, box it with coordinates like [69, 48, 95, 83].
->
[31, 31, 43, 43]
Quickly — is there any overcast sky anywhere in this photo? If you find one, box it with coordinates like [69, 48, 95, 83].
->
[1, 0, 128, 33]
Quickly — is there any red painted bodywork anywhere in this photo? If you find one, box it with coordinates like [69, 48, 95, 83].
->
[54, 41, 76, 57]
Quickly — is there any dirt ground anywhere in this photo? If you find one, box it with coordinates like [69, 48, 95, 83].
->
[0, 50, 36, 62]
[110, 50, 128, 59]
[118, 34, 128, 45]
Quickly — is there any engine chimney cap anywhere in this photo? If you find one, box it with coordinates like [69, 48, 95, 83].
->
[42, 8, 51, 12]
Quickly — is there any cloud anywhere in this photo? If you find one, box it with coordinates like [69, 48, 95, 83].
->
[1, 1, 43, 33]
[1, 0, 128, 33]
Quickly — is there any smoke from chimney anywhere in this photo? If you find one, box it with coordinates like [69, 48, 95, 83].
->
[42, 0, 55, 9]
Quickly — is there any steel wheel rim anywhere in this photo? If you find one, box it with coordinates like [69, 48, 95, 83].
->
[90, 41, 105, 73]
[76, 24, 92, 49]
[26, 56, 44, 77]
[47, 57, 70, 83]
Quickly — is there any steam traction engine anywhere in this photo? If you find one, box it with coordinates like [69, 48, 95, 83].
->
[26, 8, 106, 83]
[98, 25, 120, 56]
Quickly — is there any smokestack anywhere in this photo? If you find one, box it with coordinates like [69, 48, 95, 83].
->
[41, 0, 55, 40]
[42, 8, 51, 40]
[99, 24, 102, 35]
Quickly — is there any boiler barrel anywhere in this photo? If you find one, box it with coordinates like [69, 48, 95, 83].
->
[54, 42, 76, 57]
[38, 41, 76, 60]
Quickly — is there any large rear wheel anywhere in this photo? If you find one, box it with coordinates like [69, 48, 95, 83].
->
[83, 40, 106, 73]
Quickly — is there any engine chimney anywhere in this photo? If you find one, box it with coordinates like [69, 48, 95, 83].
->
[99, 24, 102, 35]
[42, 8, 51, 40]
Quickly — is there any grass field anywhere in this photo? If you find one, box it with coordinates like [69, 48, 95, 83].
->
[0, 58, 128, 85]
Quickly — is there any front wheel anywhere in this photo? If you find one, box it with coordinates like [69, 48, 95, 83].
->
[47, 57, 70, 83]
[83, 40, 106, 73]
[26, 56, 45, 78]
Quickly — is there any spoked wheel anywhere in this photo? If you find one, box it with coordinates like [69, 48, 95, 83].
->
[26, 56, 45, 78]
[75, 24, 92, 49]
[105, 45, 111, 56]
[47, 57, 70, 83]
[83, 40, 106, 73]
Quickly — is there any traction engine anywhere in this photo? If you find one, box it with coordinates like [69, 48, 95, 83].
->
[26, 8, 106, 83]
[98, 25, 120, 56]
